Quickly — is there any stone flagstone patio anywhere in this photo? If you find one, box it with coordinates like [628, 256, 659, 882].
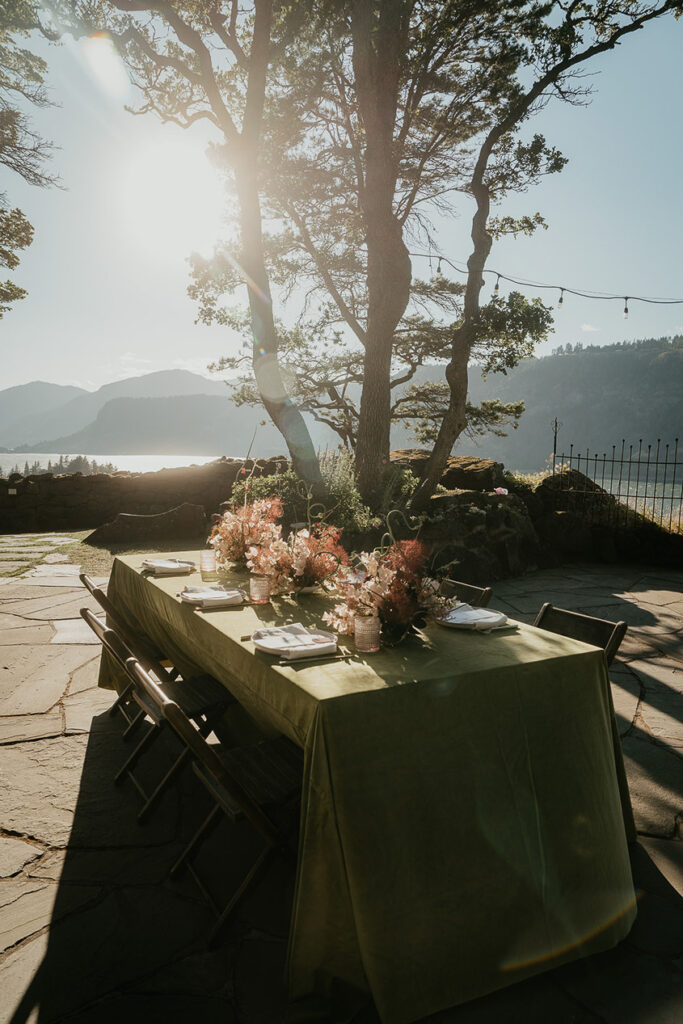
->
[0, 535, 681, 1023]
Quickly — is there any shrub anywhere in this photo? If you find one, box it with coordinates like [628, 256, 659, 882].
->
[230, 450, 420, 536]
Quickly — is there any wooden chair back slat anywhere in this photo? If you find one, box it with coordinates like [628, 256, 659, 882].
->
[442, 579, 493, 608]
[533, 603, 627, 666]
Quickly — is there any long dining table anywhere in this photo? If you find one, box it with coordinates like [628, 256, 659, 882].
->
[99, 552, 637, 1024]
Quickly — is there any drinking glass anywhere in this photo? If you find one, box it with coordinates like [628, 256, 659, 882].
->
[200, 549, 218, 582]
[249, 574, 272, 605]
[354, 615, 381, 653]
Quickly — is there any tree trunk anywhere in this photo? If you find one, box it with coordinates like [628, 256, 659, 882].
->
[234, 166, 323, 492]
[233, 0, 323, 493]
[410, 181, 492, 510]
[352, 1, 412, 504]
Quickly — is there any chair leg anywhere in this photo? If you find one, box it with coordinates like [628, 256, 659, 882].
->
[122, 706, 147, 740]
[207, 846, 275, 947]
[114, 721, 159, 786]
[170, 803, 223, 878]
[137, 746, 192, 823]
[109, 681, 134, 718]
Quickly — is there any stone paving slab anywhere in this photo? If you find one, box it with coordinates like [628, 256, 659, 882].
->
[0, 611, 37, 630]
[0, 562, 29, 573]
[0, 731, 179, 848]
[1, 887, 212, 1024]
[3, 575, 86, 588]
[69, 656, 101, 695]
[0, 552, 680, 1024]
[30, 564, 81, 578]
[1, 590, 97, 618]
[50, 618, 100, 645]
[63, 687, 116, 732]
[0, 645, 96, 716]
[0, 875, 99, 954]
[554, 944, 683, 1024]
[0, 584, 83, 601]
[0, 838, 41, 878]
[622, 733, 683, 838]
[0, 623, 54, 646]
[0, 711, 65, 744]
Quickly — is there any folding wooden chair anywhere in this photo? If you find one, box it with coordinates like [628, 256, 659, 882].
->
[80, 572, 182, 729]
[441, 578, 493, 607]
[81, 608, 235, 823]
[129, 661, 303, 946]
[533, 603, 635, 843]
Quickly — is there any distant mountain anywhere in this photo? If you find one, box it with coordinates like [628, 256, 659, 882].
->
[463, 337, 683, 470]
[17, 394, 338, 456]
[0, 370, 227, 448]
[0, 381, 86, 440]
[4, 339, 681, 471]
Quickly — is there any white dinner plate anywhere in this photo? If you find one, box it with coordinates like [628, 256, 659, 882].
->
[251, 623, 338, 660]
[435, 604, 508, 631]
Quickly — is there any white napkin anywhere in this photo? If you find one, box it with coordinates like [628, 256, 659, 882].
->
[180, 585, 245, 608]
[437, 604, 508, 631]
[252, 623, 338, 661]
[141, 558, 195, 576]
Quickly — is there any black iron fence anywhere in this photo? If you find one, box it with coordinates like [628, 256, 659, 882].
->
[550, 435, 682, 532]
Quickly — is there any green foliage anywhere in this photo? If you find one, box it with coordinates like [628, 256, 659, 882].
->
[9, 455, 119, 476]
[229, 449, 420, 535]
[232, 468, 312, 527]
[0, 0, 57, 316]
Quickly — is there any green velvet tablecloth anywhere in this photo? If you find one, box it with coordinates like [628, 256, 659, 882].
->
[101, 553, 636, 1024]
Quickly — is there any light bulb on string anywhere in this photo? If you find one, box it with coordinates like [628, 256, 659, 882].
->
[435, 258, 442, 280]
[623, 297, 629, 319]
[494, 275, 500, 294]
[558, 288, 564, 309]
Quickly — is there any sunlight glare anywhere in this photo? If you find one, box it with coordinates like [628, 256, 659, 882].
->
[120, 135, 225, 263]
[80, 32, 130, 99]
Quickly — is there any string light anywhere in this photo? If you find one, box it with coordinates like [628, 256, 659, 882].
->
[435, 258, 442, 280]
[412, 251, 683, 310]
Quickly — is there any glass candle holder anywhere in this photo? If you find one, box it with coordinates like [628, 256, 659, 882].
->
[249, 574, 272, 605]
[354, 614, 381, 654]
[200, 549, 218, 582]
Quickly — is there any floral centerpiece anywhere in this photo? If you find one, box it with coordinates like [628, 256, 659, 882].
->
[247, 525, 348, 593]
[209, 497, 283, 567]
[323, 539, 448, 643]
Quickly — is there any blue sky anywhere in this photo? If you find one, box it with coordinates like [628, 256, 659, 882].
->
[3, 13, 683, 391]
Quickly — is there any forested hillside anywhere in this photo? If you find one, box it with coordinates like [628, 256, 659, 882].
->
[461, 337, 683, 471]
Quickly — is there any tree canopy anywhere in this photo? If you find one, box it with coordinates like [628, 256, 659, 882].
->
[0, 0, 57, 318]
[52, 0, 681, 505]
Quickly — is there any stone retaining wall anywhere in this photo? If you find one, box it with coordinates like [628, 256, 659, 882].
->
[0, 458, 287, 534]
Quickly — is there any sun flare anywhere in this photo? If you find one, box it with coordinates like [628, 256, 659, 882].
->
[119, 135, 225, 264]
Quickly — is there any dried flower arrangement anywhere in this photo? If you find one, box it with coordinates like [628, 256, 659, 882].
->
[209, 497, 283, 567]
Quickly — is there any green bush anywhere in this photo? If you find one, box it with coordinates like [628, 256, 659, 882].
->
[229, 450, 420, 536]
[231, 468, 310, 526]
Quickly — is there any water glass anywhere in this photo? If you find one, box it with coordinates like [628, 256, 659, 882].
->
[200, 549, 218, 582]
[249, 574, 272, 605]
[354, 614, 381, 653]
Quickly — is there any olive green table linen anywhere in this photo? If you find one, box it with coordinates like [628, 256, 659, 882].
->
[100, 553, 636, 1024]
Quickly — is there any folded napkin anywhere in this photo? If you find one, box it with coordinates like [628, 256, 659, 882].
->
[252, 623, 338, 661]
[180, 585, 245, 609]
[436, 604, 508, 631]
[141, 558, 195, 576]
